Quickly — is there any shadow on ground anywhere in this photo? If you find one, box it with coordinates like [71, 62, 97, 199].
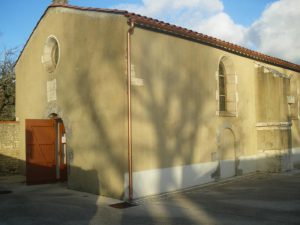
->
[1, 171, 300, 225]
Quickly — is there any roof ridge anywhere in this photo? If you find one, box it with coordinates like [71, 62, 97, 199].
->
[50, 3, 128, 14]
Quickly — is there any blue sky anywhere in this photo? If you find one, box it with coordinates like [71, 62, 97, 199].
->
[0, 0, 299, 64]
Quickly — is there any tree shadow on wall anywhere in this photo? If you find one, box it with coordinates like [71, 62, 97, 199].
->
[118, 33, 219, 224]
[60, 33, 220, 223]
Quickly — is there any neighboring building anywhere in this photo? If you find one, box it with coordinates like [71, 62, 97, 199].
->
[14, 3, 300, 200]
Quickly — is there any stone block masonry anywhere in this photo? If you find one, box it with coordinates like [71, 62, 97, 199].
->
[0, 122, 19, 175]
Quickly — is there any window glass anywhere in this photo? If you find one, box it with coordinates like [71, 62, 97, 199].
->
[219, 96, 226, 111]
[219, 62, 226, 111]
[219, 62, 225, 75]
[219, 76, 225, 95]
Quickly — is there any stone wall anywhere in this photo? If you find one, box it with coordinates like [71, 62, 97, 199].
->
[256, 126, 292, 172]
[0, 122, 19, 175]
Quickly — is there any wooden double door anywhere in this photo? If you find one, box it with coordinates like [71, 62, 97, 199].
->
[26, 119, 67, 184]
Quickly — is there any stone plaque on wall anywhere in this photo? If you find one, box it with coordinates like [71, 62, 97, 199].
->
[47, 79, 57, 102]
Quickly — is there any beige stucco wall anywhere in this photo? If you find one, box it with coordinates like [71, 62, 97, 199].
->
[14, 6, 300, 199]
[130, 27, 258, 173]
[130, 26, 300, 175]
[15, 8, 128, 199]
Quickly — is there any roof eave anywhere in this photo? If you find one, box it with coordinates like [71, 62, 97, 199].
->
[15, 4, 300, 73]
[125, 13, 300, 73]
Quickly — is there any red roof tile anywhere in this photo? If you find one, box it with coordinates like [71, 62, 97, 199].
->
[16, 4, 300, 73]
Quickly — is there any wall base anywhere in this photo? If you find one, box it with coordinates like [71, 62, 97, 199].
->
[124, 149, 300, 199]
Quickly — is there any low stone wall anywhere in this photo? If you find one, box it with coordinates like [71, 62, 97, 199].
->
[0, 121, 20, 175]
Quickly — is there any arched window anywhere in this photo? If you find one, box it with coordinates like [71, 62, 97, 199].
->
[217, 56, 238, 116]
[219, 62, 226, 111]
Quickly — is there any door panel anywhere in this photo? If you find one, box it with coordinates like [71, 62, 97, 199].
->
[26, 119, 56, 184]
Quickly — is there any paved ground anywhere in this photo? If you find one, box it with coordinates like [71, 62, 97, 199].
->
[0, 171, 300, 225]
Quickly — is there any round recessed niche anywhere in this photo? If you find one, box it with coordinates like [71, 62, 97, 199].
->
[42, 36, 60, 73]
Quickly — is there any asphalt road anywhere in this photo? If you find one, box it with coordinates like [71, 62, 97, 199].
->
[0, 171, 300, 225]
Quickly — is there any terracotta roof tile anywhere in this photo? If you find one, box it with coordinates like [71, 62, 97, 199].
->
[136, 14, 299, 72]
[16, 4, 300, 73]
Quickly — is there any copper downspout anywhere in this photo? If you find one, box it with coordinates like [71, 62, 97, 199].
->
[127, 20, 135, 201]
